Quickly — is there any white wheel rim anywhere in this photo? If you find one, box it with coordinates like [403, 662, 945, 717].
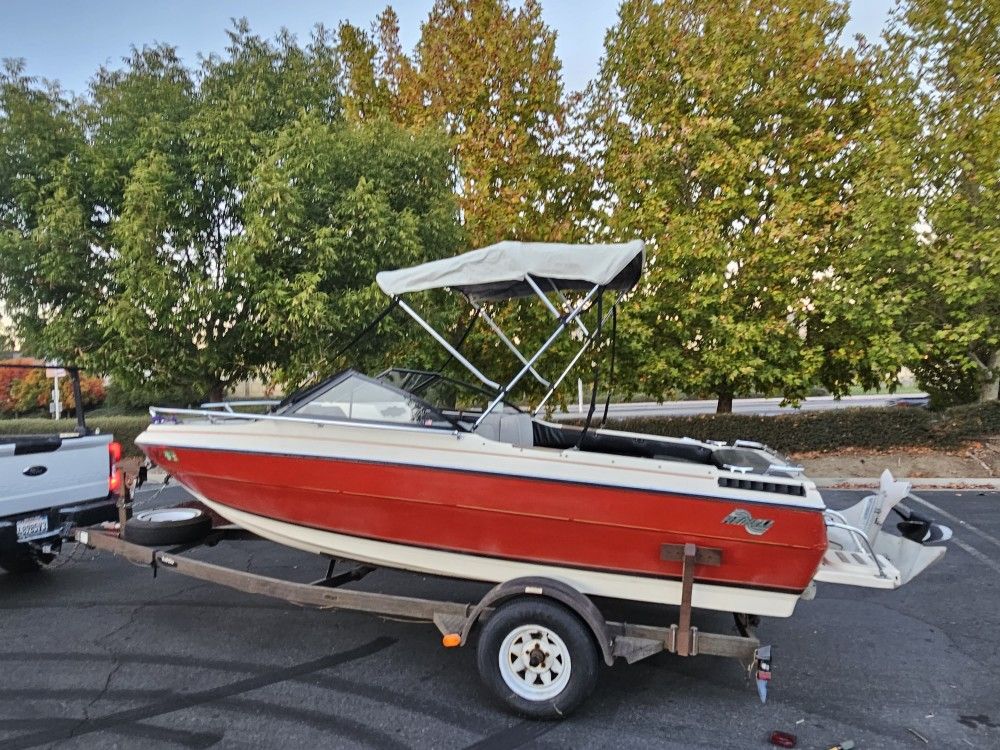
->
[498, 623, 572, 701]
[135, 508, 201, 523]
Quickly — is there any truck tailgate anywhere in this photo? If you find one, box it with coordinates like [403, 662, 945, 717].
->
[1, 433, 113, 517]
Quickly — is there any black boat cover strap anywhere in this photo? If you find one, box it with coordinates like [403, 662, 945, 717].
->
[576, 291, 603, 449]
[601, 305, 617, 427]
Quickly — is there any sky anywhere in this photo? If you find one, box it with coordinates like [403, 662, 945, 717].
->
[1, 0, 896, 97]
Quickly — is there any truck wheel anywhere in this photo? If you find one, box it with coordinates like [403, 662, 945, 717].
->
[123, 507, 212, 547]
[0, 544, 52, 574]
[476, 598, 599, 719]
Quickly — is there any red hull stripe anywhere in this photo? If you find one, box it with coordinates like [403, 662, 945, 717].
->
[145, 445, 828, 593]
[149, 442, 818, 512]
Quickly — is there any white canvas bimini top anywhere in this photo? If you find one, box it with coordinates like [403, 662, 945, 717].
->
[375, 240, 644, 302]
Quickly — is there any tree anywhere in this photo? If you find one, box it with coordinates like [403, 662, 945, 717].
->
[8, 367, 48, 415]
[236, 115, 465, 385]
[404, 0, 575, 246]
[887, 0, 1000, 403]
[586, 0, 908, 411]
[330, 3, 599, 403]
[93, 31, 350, 401]
[1, 22, 464, 402]
[0, 61, 108, 363]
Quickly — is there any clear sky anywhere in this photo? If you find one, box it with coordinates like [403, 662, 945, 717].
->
[1, 1, 895, 96]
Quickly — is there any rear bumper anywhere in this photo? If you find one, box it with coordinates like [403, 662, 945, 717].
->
[0, 497, 119, 550]
[55, 497, 120, 528]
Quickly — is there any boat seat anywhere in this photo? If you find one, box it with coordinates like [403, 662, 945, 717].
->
[531, 421, 714, 463]
[472, 411, 534, 447]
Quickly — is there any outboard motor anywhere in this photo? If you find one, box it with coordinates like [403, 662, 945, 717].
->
[895, 505, 952, 544]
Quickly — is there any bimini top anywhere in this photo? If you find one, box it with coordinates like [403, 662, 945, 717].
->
[375, 240, 644, 302]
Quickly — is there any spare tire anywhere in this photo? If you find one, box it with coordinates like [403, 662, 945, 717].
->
[123, 507, 212, 547]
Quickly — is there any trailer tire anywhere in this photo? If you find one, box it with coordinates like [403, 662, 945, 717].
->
[476, 598, 599, 719]
[123, 508, 212, 547]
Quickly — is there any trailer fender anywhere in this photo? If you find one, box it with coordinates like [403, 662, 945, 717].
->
[459, 576, 615, 666]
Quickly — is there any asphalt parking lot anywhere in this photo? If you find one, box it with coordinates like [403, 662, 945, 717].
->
[1, 488, 998, 749]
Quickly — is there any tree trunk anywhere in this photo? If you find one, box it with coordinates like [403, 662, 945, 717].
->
[979, 349, 1000, 402]
[208, 381, 225, 403]
[716, 392, 734, 414]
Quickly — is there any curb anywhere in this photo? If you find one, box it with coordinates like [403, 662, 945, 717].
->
[814, 477, 1000, 491]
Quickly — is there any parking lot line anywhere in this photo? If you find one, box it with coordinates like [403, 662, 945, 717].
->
[950, 537, 1000, 575]
[907, 491, 1000, 552]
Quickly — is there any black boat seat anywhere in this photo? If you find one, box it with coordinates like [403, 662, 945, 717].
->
[531, 421, 714, 464]
[472, 411, 534, 447]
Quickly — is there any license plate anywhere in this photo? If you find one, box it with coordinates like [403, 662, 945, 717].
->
[16, 515, 48, 540]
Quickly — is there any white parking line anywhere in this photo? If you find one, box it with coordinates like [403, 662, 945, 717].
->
[951, 538, 1000, 574]
[908, 491, 1000, 552]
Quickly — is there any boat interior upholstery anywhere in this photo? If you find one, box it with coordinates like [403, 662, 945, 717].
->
[468, 410, 535, 447]
[531, 421, 716, 464]
[467, 413, 771, 471]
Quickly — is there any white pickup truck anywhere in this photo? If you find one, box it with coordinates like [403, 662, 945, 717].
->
[1, 364, 122, 573]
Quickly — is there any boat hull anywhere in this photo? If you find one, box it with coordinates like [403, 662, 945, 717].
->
[140, 440, 827, 618]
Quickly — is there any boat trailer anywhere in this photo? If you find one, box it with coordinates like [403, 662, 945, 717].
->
[73, 524, 772, 718]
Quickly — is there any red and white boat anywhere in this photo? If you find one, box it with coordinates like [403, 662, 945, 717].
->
[137, 241, 948, 619]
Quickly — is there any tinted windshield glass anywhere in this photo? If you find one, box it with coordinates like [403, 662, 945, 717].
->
[377, 368, 523, 415]
[290, 372, 453, 428]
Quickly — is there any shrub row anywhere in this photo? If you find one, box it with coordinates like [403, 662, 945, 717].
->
[0, 416, 152, 456]
[573, 400, 1000, 453]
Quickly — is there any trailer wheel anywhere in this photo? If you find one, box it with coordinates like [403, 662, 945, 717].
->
[476, 598, 599, 719]
[123, 507, 211, 547]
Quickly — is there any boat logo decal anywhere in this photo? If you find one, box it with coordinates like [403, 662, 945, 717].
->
[163, 450, 178, 463]
[722, 508, 773, 536]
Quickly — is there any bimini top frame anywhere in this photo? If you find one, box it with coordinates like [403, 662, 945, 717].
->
[375, 241, 645, 427]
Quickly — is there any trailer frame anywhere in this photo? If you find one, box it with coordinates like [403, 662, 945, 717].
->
[73, 525, 769, 713]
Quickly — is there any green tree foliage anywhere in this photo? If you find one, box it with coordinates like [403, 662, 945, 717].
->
[332, 2, 598, 398]
[586, 0, 909, 411]
[237, 115, 464, 385]
[408, 0, 576, 246]
[0, 61, 108, 362]
[0, 24, 463, 401]
[2, 3, 996, 414]
[886, 0, 1000, 403]
[340, 1, 594, 242]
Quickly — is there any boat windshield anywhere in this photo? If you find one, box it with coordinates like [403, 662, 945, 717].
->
[285, 370, 456, 430]
[376, 368, 525, 417]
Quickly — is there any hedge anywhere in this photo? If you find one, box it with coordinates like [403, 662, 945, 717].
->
[0, 416, 151, 456]
[2, 400, 999, 456]
[567, 400, 1000, 453]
